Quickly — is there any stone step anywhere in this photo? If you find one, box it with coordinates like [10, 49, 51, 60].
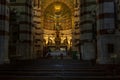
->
[0, 74, 120, 80]
[10, 60, 92, 65]
[0, 76, 119, 80]
[0, 69, 112, 77]
[0, 59, 119, 80]
[0, 68, 105, 72]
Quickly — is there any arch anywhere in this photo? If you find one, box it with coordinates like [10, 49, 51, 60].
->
[43, 2, 72, 30]
[41, 0, 74, 13]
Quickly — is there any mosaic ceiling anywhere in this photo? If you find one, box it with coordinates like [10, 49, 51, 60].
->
[40, 0, 75, 11]
[43, 1, 73, 30]
[33, 0, 76, 30]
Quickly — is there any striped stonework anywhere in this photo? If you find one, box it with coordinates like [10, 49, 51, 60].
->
[115, 0, 120, 32]
[0, 0, 9, 64]
[80, 0, 96, 61]
[10, 0, 33, 60]
[33, 0, 43, 58]
[97, 0, 116, 64]
[72, 0, 80, 53]
[116, 0, 120, 64]
[0, 0, 120, 64]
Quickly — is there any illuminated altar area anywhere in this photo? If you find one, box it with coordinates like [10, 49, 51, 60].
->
[33, 0, 80, 58]
[43, 2, 72, 53]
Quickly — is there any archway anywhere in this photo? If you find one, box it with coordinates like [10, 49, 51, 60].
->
[43, 2, 73, 59]
[33, 0, 80, 59]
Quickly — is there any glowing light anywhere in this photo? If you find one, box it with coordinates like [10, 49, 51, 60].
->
[54, 5, 61, 12]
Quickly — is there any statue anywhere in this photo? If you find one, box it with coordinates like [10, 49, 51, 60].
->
[48, 37, 53, 45]
[55, 30, 61, 45]
[63, 37, 68, 45]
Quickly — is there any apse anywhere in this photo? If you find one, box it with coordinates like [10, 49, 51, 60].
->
[44, 2, 72, 30]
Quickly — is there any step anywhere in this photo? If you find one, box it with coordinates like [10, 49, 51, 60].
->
[0, 75, 119, 80]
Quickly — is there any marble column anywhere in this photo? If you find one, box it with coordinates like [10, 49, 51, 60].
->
[97, 0, 115, 64]
[18, 0, 33, 60]
[0, 0, 10, 64]
[80, 0, 96, 61]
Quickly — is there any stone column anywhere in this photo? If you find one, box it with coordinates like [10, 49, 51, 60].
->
[72, 0, 80, 53]
[33, 0, 43, 58]
[97, 0, 115, 64]
[19, 0, 33, 60]
[80, 0, 96, 61]
[0, 0, 9, 64]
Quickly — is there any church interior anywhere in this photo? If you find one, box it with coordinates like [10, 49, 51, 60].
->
[0, 0, 120, 79]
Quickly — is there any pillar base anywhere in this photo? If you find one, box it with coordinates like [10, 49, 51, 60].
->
[4, 58, 10, 64]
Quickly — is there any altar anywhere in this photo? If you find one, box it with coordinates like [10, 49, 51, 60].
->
[47, 50, 67, 56]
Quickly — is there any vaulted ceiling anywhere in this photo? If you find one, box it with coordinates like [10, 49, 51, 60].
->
[40, 0, 75, 12]
[44, 2, 71, 19]
[34, 0, 76, 30]
[43, 1, 73, 30]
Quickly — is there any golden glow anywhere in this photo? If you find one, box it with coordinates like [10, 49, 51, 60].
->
[54, 5, 61, 12]
[42, 1, 76, 51]
[44, 2, 72, 30]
